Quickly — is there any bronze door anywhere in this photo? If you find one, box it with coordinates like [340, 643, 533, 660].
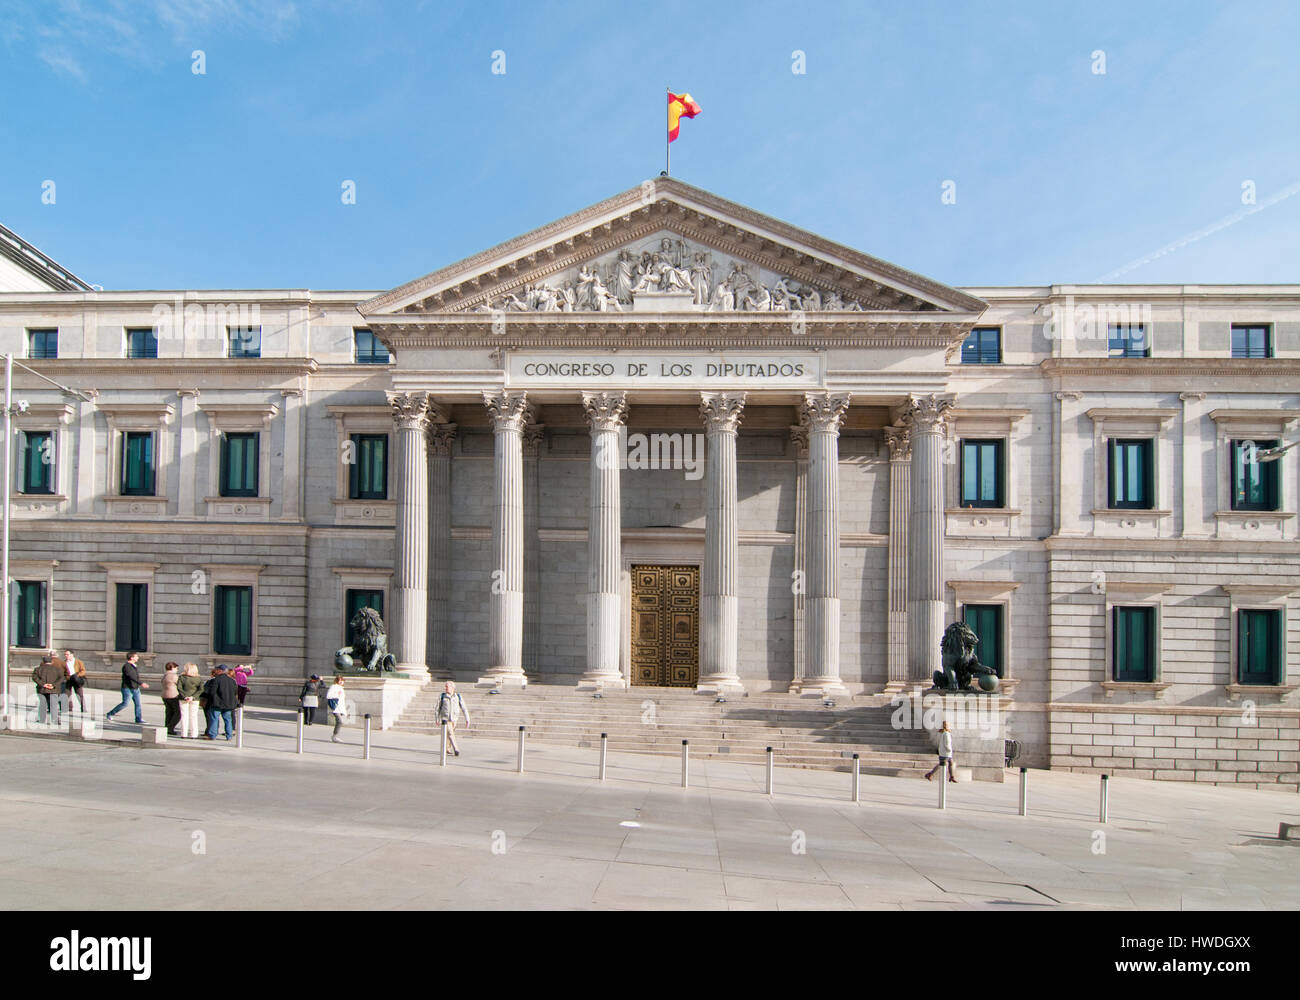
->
[630, 564, 699, 687]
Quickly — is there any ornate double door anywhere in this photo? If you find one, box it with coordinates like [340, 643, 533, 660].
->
[630, 564, 699, 687]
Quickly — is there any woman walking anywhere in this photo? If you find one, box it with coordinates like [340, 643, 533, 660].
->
[299, 674, 323, 725]
[925, 721, 958, 783]
[325, 676, 348, 743]
[160, 662, 181, 735]
[178, 663, 203, 739]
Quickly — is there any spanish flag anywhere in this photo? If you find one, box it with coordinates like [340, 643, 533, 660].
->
[668, 91, 701, 142]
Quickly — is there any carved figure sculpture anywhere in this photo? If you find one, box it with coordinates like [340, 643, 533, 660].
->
[931, 621, 999, 692]
[334, 607, 397, 673]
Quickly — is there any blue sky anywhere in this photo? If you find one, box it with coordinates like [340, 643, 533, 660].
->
[2, 0, 1298, 292]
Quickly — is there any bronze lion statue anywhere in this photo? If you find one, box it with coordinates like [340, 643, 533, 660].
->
[335, 606, 397, 673]
[931, 621, 998, 692]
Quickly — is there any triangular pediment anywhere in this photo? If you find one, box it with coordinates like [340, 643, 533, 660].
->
[360, 178, 985, 318]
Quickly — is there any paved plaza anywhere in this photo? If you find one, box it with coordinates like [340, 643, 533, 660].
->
[0, 691, 1296, 911]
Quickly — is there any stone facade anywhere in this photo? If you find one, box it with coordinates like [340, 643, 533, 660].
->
[0, 178, 1296, 789]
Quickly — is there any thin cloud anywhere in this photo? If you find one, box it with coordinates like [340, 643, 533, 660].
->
[37, 44, 88, 82]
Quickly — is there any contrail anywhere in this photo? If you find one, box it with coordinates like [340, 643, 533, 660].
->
[1093, 178, 1300, 282]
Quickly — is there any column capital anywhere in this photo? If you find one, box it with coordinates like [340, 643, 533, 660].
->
[388, 391, 431, 431]
[799, 392, 851, 433]
[789, 423, 809, 458]
[483, 390, 529, 432]
[426, 422, 459, 456]
[523, 422, 546, 456]
[884, 424, 911, 461]
[900, 393, 954, 434]
[699, 392, 746, 433]
[581, 391, 628, 432]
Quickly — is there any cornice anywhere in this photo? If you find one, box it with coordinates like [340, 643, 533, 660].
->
[15, 358, 320, 378]
[1041, 357, 1300, 378]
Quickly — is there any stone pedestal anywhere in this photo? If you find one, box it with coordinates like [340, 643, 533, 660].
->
[697, 392, 746, 694]
[920, 692, 1007, 782]
[580, 392, 629, 689]
[334, 675, 428, 730]
[479, 390, 529, 689]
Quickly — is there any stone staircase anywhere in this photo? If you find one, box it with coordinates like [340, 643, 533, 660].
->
[392, 685, 937, 777]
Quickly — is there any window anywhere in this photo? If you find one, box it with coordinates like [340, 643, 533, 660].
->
[1238, 609, 1281, 685]
[963, 604, 1003, 676]
[345, 589, 384, 647]
[349, 434, 388, 500]
[354, 328, 389, 364]
[1230, 325, 1271, 359]
[960, 439, 1004, 508]
[114, 583, 148, 652]
[120, 431, 155, 496]
[214, 585, 253, 655]
[1113, 606, 1155, 682]
[219, 432, 259, 497]
[960, 327, 1001, 365]
[19, 430, 54, 495]
[228, 326, 261, 359]
[1107, 439, 1153, 509]
[1231, 439, 1280, 511]
[12, 580, 46, 648]
[126, 328, 158, 359]
[1108, 323, 1149, 358]
[27, 329, 57, 359]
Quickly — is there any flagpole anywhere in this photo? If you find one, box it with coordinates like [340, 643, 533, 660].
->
[665, 87, 670, 176]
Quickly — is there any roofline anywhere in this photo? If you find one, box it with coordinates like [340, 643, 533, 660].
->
[0, 223, 93, 292]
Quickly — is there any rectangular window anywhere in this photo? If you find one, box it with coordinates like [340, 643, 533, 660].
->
[1107, 438, 1153, 509]
[12, 580, 46, 648]
[27, 329, 57, 359]
[1238, 609, 1281, 686]
[219, 432, 259, 497]
[960, 439, 1004, 508]
[1108, 323, 1150, 358]
[1113, 606, 1156, 682]
[120, 431, 156, 496]
[345, 589, 384, 648]
[1230, 325, 1271, 359]
[214, 585, 253, 655]
[349, 434, 388, 500]
[114, 582, 149, 652]
[1231, 439, 1280, 511]
[125, 328, 158, 359]
[228, 327, 262, 358]
[354, 328, 390, 364]
[963, 604, 1003, 677]
[19, 430, 54, 495]
[960, 327, 1001, 365]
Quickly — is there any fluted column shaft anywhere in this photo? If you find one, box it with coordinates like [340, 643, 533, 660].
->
[426, 422, 456, 680]
[389, 392, 432, 677]
[904, 394, 954, 681]
[789, 423, 809, 690]
[885, 424, 912, 686]
[698, 393, 746, 693]
[581, 392, 628, 688]
[480, 391, 528, 687]
[800, 393, 850, 695]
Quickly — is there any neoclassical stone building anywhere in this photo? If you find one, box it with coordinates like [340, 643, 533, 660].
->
[1, 180, 1297, 787]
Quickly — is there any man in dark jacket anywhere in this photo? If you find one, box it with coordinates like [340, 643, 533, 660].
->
[106, 652, 149, 725]
[203, 665, 240, 741]
[32, 656, 64, 726]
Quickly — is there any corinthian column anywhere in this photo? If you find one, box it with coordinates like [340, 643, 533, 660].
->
[883, 423, 912, 690]
[580, 391, 628, 689]
[479, 390, 529, 688]
[789, 421, 809, 692]
[698, 392, 746, 693]
[388, 391, 432, 678]
[799, 392, 850, 696]
[902, 394, 954, 682]
[426, 421, 457, 680]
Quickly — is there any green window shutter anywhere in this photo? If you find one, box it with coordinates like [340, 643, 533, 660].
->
[962, 604, 1002, 676]
[121, 432, 155, 496]
[215, 585, 253, 655]
[1239, 610, 1280, 685]
[1114, 606, 1155, 682]
[114, 583, 148, 652]
[21, 431, 53, 495]
[13, 581, 46, 648]
[220, 433, 259, 497]
[350, 435, 388, 500]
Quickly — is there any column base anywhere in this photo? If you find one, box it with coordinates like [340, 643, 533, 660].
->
[695, 674, 746, 696]
[576, 672, 629, 691]
[393, 663, 432, 682]
[476, 668, 528, 690]
[790, 677, 848, 698]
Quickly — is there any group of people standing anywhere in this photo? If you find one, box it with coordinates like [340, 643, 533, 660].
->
[30, 650, 88, 724]
[154, 661, 254, 740]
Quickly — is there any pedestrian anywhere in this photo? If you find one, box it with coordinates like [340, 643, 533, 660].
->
[178, 663, 204, 739]
[436, 680, 470, 756]
[160, 662, 181, 735]
[203, 665, 240, 741]
[925, 720, 958, 783]
[31, 655, 63, 726]
[62, 649, 87, 715]
[325, 675, 348, 743]
[299, 674, 323, 726]
[106, 652, 149, 725]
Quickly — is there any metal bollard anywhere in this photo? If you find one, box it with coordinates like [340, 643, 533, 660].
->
[765, 746, 774, 796]
[938, 770, 947, 810]
[517, 725, 526, 774]
[1019, 766, 1028, 817]
[440, 720, 448, 766]
[296, 708, 304, 754]
[851, 753, 860, 803]
[681, 740, 689, 788]
[363, 714, 371, 760]
[599, 732, 608, 782]
[235, 707, 244, 749]
[1099, 773, 1109, 824]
